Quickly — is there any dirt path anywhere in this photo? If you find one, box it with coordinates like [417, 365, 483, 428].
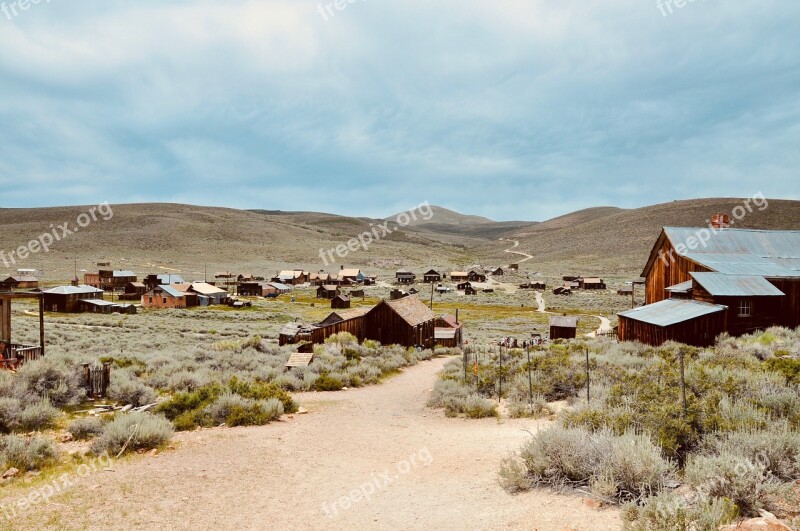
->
[585, 315, 613, 338]
[11, 358, 619, 531]
[502, 239, 533, 264]
[535, 291, 547, 313]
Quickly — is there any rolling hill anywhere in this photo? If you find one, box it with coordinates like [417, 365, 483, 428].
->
[1, 198, 798, 282]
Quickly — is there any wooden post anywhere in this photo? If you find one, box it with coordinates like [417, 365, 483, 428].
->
[498, 344, 503, 401]
[631, 282, 635, 308]
[680, 349, 688, 418]
[38, 295, 45, 357]
[585, 347, 590, 404]
[526, 344, 533, 412]
[429, 281, 434, 310]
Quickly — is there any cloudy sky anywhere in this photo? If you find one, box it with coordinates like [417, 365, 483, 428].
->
[0, 0, 798, 221]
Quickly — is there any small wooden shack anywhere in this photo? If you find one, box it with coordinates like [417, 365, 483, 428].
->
[581, 277, 606, 290]
[331, 294, 351, 309]
[549, 315, 578, 339]
[317, 285, 339, 299]
[423, 270, 442, 283]
[395, 270, 416, 284]
[467, 271, 487, 283]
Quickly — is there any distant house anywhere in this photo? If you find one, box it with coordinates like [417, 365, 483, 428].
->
[467, 271, 486, 283]
[509, 264, 519, 272]
[349, 289, 365, 299]
[456, 281, 472, 291]
[85, 270, 137, 292]
[580, 277, 606, 290]
[396, 270, 416, 284]
[317, 285, 339, 299]
[42, 285, 105, 313]
[188, 282, 230, 305]
[549, 316, 578, 339]
[338, 268, 366, 284]
[0, 276, 39, 290]
[617, 286, 634, 296]
[619, 226, 800, 346]
[317, 308, 369, 327]
[389, 289, 408, 300]
[491, 267, 504, 276]
[119, 281, 147, 301]
[552, 286, 572, 295]
[450, 272, 468, 282]
[274, 270, 308, 286]
[309, 272, 332, 286]
[520, 281, 546, 290]
[464, 286, 477, 295]
[423, 270, 442, 283]
[331, 294, 351, 309]
[142, 285, 186, 309]
[435, 314, 463, 348]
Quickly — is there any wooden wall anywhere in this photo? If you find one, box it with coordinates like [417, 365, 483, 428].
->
[364, 303, 435, 348]
[550, 325, 577, 340]
[618, 310, 727, 347]
[0, 298, 10, 342]
[645, 237, 711, 304]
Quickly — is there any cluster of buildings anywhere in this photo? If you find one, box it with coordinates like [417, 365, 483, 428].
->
[553, 276, 607, 295]
[394, 269, 497, 284]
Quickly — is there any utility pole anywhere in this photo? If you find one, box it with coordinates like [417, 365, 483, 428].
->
[680, 349, 688, 418]
[527, 344, 533, 412]
[585, 347, 590, 404]
[429, 281, 434, 310]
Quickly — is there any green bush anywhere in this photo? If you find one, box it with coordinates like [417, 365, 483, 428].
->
[765, 356, 800, 385]
[0, 435, 59, 471]
[16, 358, 84, 407]
[314, 373, 344, 391]
[464, 394, 498, 419]
[622, 491, 738, 531]
[107, 371, 158, 407]
[91, 412, 173, 456]
[685, 453, 775, 516]
[68, 417, 105, 440]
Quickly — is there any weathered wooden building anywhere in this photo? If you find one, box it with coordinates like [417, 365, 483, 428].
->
[467, 271, 487, 283]
[450, 271, 468, 282]
[619, 226, 800, 346]
[85, 270, 137, 292]
[331, 294, 351, 309]
[317, 285, 339, 299]
[549, 315, 578, 339]
[580, 277, 606, 289]
[1, 291, 45, 368]
[42, 285, 105, 313]
[396, 270, 416, 284]
[434, 314, 463, 348]
[423, 270, 442, 283]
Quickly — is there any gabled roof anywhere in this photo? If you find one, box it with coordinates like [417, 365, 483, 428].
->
[189, 282, 227, 295]
[549, 316, 578, 328]
[148, 285, 185, 298]
[690, 272, 785, 297]
[44, 285, 104, 295]
[319, 284, 339, 291]
[423, 269, 441, 276]
[644, 227, 800, 278]
[619, 299, 727, 327]
[381, 295, 435, 326]
[438, 315, 461, 328]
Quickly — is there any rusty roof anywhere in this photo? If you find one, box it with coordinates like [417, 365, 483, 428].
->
[384, 295, 435, 326]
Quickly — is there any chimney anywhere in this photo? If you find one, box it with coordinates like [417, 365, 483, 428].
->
[710, 214, 730, 229]
[340, 265, 344, 270]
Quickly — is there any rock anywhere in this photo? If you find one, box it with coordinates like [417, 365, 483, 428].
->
[583, 498, 603, 510]
[59, 432, 74, 443]
[720, 517, 792, 531]
[297, 407, 308, 415]
[2, 468, 19, 479]
[148, 449, 158, 457]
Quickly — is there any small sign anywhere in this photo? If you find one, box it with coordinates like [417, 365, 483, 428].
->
[473, 362, 479, 376]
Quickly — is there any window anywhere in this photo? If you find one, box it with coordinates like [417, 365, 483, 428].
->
[738, 299, 752, 317]
[163, 298, 167, 304]
[149, 297, 153, 304]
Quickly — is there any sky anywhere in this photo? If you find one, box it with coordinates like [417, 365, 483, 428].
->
[0, 0, 798, 221]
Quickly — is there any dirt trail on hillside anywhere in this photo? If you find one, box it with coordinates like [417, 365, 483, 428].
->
[503, 239, 533, 264]
[11, 357, 619, 531]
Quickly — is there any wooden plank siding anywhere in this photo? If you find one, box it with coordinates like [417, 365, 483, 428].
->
[364, 302, 435, 349]
[618, 310, 727, 347]
[645, 235, 711, 304]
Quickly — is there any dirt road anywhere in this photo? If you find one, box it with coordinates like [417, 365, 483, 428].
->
[11, 358, 619, 531]
[503, 239, 534, 264]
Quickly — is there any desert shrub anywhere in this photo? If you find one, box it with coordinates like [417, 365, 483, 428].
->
[223, 398, 284, 427]
[314, 373, 344, 391]
[91, 412, 173, 456]
[700, 428, 800, 481]
[107, 371, 158, 407]
[16, 358, 84, 407]
[227, 377, 296, 414]
[427, 379, 469, 409]
[67, 417, 105, 440]
[0, 397, 23, 433]
[684, 453, 776, 515]
[765, 356, 800, 385]
[498, 455, 533, 492]
[622, 491, 738, 531]
[0, 435, 59, 471]
[17, 400, 61, 431]
[167, 370, 208, 393]
[515, 426, 674, 501]
[508, 395, 552, 419]
[463, 394, 498, 419]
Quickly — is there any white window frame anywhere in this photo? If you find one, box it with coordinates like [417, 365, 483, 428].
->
[738, 299, 752, 317]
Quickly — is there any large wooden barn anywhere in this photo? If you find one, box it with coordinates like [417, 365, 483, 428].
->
[619, 226, 800, 346]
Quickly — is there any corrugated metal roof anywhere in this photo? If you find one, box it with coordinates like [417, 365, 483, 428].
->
[190, 282, 227, 295]
[690, 272, 785, 297]
[112, 271, 137, 277]
[619, 299, 727, 327]
[80, 299, 116, 307]
[151, 285, 185, 298]
[664, 227, 800, 278]
[549, 316, 578, 328]
[268, 282, 292, 291]
[44, 285, 104, 295]
[666, 280, 693, 293]
[158, 274, 185, 284]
